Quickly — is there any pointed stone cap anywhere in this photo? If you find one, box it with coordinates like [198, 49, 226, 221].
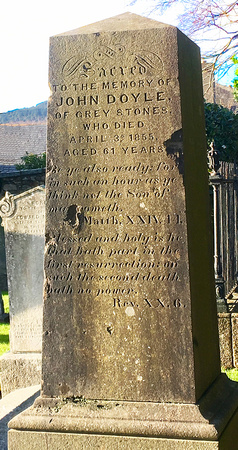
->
[56, 12, 173, 36]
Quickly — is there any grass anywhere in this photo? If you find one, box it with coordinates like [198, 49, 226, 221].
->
[0, 323, 10, 356]
[222, 368, 238, 382]
[0, 292, 10, 356]
[2, 292, 9, 314]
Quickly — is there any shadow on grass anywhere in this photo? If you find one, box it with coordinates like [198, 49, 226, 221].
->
[0, 335, 9, 345]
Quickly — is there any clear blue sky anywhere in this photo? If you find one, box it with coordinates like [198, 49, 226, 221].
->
[0, 0, 234, 113]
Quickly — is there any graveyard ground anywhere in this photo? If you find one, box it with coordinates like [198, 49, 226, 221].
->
[0, 293, 9, 356]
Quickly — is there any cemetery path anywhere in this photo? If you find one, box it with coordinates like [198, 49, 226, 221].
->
[0, 385, 40, 449]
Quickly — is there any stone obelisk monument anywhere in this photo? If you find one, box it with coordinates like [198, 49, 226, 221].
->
[9, 13, 238, 449]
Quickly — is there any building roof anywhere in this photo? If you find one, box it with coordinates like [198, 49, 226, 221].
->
[0, 123, 46, 165]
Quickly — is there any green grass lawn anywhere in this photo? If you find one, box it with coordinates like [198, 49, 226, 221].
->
[2, 292, 9, 314]
[0, 323, 10, 356]
[0, 292, 10, 356]
[222, 368, 238, 382]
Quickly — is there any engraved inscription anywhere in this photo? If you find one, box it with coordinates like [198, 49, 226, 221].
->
[0, 188, 45, 235]
[46, 37, 187, 316]
[60, 46, 163, 83]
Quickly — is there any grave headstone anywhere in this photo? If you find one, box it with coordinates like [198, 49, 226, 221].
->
[0, 186, 45, 396]
[8, 13, 238, 448]
[0, 222, 7, 292]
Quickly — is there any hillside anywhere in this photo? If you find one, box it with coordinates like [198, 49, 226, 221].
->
[0, 101, 47, 124]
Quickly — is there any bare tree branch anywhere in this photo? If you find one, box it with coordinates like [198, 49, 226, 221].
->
[127, 0, 238, 73]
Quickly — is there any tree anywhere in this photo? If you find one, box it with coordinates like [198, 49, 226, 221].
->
[129, 1, 238, 77]
[233, 56, 238, 100]
[16, 152, 46, 170]
[204, 102, 238, 161]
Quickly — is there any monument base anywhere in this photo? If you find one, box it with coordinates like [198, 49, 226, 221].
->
[8, 375, 238, 449]
[0, 352, 41, 397]
[7, 429, 238, 449]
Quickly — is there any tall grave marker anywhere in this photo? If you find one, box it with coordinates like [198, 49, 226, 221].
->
[9, 13, 238, 448]
[0, 186, 45, 395]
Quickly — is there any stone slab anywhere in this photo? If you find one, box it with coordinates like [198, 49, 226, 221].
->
[0, 186, 45, 353]
[0, 352, 41, 397]
[0, 221, 7, 291]
[217, 313, 233, 368]
[231, 314, 238, 367]
[7, 431, 221, 449]
[8, 376, 238, 449]
[8, 375, 238, 436]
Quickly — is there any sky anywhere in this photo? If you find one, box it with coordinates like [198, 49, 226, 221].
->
[0, 0, 235, 114]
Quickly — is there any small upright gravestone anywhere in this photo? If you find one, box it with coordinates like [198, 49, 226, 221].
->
[0, 186, 45, 396]
[8, 13, 238, 448]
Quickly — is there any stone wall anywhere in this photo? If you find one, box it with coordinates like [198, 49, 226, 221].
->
[0, 168, 45, 198]
[218, 312, 238, 369]
[202, 61, 238, 112]
[215, 83, 238, 113]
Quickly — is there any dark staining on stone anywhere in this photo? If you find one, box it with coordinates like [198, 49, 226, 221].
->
[107, 325, 114, 335]
[64, 205, 78, 226]
[45, 232, 51, 244]
[193, 337, 199, 347]
[49, 396, 122, 413]
[164, 129, 184, 176]
[43, 330, 52, 338]
[58, 382, 70, 396]
[57, 396, 115, 411]
[64, 205, 84, 233]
